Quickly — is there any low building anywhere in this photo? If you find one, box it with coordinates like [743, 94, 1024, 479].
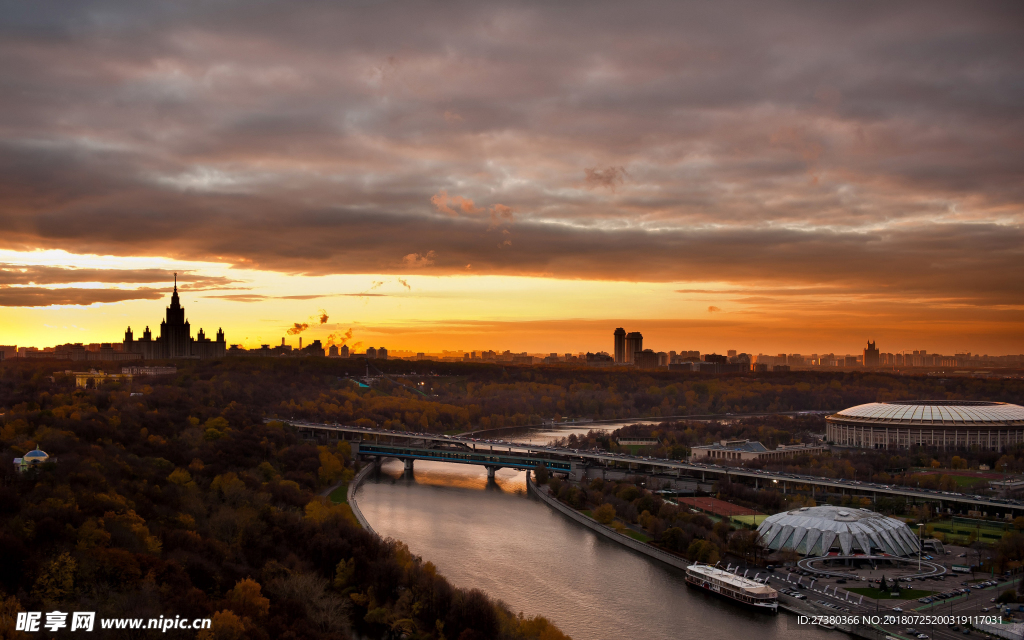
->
[689, 439, 826, 462]
[120, 366, 177, 376]
[634, 349, 660, 370]
[74, 370, 133, 388]
[586, 352, 615, 367]
[14, 448, 51, 473]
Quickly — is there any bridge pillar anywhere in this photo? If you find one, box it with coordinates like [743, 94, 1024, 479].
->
[485, 466, 501, 480]
[404, 459, 414, 474]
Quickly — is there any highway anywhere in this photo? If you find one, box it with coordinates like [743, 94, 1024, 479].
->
[273, 419, 1024, 517]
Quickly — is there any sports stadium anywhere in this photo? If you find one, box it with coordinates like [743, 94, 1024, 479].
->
[825, 400, 1024, 451]
[757, 506, 920, 557]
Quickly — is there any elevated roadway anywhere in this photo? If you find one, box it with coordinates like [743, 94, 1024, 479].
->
[272, 419, 1024, 517]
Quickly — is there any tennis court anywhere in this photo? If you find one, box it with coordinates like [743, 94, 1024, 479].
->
[677, 496, 760, 517]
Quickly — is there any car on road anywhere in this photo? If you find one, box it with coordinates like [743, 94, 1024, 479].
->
[892, 607, 903, 613]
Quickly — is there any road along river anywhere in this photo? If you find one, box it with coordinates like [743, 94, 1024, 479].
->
[354, 424, 838, 640]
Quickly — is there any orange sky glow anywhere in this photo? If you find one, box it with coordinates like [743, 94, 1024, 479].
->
[0, 3, 1021, 355]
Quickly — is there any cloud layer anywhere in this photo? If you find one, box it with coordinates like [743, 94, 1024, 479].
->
[0, 0, 1021, 313]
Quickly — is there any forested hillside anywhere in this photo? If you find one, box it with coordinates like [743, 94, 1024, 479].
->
[0, 360, 571, 640]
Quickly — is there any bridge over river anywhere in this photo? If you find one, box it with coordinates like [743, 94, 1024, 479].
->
[272, 419, 1024, 518]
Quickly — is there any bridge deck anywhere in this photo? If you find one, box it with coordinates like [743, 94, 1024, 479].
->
[357, 443, 572, 471]
[271, 419, 1024, 514]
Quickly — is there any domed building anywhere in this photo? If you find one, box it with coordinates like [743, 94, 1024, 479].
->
[826, 400, 1024, 451]
[22, 449, 49, 464]
[757, 505, 920, 557]
[14, 448, 50, 473]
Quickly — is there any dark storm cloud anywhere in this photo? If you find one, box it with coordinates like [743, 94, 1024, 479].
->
[0, 286, 165, 307]
[0, 264, 236, 288]
[0, 0, 1021, 303]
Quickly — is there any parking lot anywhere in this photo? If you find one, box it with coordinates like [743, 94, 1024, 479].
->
[739, 542, 1023, 639]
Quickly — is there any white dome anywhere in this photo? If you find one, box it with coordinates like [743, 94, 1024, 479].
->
[757, 505, 920, 557]
[831, 401, 1024, 425]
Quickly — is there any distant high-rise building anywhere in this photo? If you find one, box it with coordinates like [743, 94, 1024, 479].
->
[378, 347, 388, 360]
[864, 341, 880, 368]
[613, 328, 626, 363]
[625, 331, 643, 364]
[123, 275, 225, 360]
[366, 346, 377, 359]
[340, 344, 350, 358]
[635, 349, 660, 370]
[727, 350, 737, 358]
[328, 344, 339, 357]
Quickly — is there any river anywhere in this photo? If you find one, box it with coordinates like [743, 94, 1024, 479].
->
[354, 423, 837, 640]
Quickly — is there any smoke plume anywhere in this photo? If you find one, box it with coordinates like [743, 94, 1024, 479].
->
[326, 328, 354, 346]
[287, 322, 309, 335]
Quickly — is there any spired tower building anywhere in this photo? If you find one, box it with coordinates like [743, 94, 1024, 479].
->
[863, 340, 880, 368]
[123, 275, 226, 360]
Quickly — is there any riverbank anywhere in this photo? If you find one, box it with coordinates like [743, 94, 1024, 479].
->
[462, 409, 831, 437]
[526, 474, 901, 639]
[347, 459, 380, 535]
[526, 473, 691, 571]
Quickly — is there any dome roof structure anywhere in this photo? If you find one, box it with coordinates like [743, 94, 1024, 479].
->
[831, 401, 1024, 425]
[757, 506, 920, 557]
[22, 449, 49, 462]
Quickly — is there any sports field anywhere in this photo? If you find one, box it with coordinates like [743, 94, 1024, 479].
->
[677, 496, 759, 517]
[732, 514, 770, 526]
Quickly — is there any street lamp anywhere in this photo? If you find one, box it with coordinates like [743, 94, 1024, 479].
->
[918, 523, 924, 573]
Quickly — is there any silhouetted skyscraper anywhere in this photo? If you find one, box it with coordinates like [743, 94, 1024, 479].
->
[625, 331, 643, 364]
[613, 328, 626, 363]
[864, 341, 880, 368]
[124, 275, 225, 359]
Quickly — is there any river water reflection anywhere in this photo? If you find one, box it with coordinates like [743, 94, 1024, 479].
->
[355, 424, 837, 640]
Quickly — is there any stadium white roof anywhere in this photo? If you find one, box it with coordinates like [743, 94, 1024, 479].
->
[830, 401, 1024, 425]
[757, 505, 920, 557]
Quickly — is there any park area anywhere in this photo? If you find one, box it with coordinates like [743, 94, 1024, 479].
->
[929, 517, 1011, 544]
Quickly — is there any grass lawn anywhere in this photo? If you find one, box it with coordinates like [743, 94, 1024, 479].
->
[847, 587, 937, 600]
[581, 509, 593, 518]
[329, 484, 348, 504]
[929, 519, 1007, 544]
[943, 475, 988, 488]
[733, 514, 769, 526]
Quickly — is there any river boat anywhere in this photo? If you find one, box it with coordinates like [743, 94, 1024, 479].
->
[684, 563, 778, 612]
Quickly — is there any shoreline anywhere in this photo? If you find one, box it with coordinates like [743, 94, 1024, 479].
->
[526, 474, 886, 639]
[347, 459, 381, 536]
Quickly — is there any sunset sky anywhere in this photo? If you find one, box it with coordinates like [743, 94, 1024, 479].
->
[1, 1, 1022, 355]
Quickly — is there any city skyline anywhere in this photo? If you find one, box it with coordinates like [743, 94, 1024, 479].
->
[0, 3, 1022, 357]
[4, 280, 1021, 365]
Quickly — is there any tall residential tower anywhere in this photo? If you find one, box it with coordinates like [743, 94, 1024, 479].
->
[613, 327, 626, 363]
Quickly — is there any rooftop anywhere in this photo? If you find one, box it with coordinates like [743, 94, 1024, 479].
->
[692, 439, 768, 453]
[831, 401, 1024, 425]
